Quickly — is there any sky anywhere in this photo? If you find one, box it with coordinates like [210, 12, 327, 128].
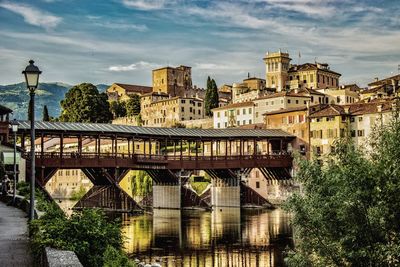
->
[0, 0, 399, 88]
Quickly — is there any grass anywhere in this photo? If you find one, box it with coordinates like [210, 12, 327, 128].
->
[190, 181, 210, 195]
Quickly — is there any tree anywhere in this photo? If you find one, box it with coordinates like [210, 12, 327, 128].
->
[59, 83, 112, 123]
[109, 101, 127, 119]
[204, 76, 219, 117]
[284, 114, 400, 266]
[125, 94, 141, 117]
[42, 105, 50, 121]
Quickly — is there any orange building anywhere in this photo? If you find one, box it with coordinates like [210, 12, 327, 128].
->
[264, 107, 310, 158]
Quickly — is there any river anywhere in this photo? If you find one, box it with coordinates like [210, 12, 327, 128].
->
[57, 200, 293, 267]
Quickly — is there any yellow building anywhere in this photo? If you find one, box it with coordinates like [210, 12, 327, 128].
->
[263, 50, 341, 91]
[309, 104, 350, 156]
[141, 92, 204, 127]
[106, 83, 152, 102]
[152, 65, 192, 97]
[263, 51, 291, 92]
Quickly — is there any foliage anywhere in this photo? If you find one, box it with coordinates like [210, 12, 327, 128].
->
[284, 116, 400, 266]
[0, 160, 5, 181]
[103, 245, 136, 267]
[30, 204, 125, 267]
[70, 185, 87, 201]
[16, 181, 30, 196]
[110, 100, 127, 119]
[125, 94, 141, 117]
[59, 83, 112, 123]
[190, 181, 209, 195]
[130, 171, 152, 197]
[204, 76, 219, 117]
[42, 105, 50, 121]
[171, 122, 186, 128]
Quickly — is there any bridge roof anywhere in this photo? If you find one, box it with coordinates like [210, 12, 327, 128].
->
[16, 121, 294, 140]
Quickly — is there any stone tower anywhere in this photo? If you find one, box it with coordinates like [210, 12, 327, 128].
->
[152, 65, 192, 97]
[263, 50, 291, 92]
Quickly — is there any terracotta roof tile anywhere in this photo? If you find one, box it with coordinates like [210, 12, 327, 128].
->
[114, 83, 152, 94]
[212, 101, 254, 111]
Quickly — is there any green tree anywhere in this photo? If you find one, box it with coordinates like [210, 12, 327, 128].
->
[204, 76, 219, 117]
[42, 105, 50, 121]
[285, 114, 400, 266]
[109, 100, 127, 119]
[125, 94, 141, 117]
[59, 83, 112, 123]
[131, 171, 152, 196]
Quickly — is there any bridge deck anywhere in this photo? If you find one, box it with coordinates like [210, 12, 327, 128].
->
[24, 152, 292, 170]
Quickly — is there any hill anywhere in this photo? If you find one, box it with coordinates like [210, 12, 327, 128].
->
[0, 82, 109, 120]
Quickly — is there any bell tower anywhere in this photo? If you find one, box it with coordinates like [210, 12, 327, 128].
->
[263, 50, 291, 92]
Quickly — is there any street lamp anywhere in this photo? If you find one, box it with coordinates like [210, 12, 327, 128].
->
[22, 60, 41, 220]
[10, 119, 18, 205]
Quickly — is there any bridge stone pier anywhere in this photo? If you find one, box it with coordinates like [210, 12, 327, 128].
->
[13, 121, 295, 211]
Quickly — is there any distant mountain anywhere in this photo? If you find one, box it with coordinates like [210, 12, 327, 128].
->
[0, 82, 109, 120]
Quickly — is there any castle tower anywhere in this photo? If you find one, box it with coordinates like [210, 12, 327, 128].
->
[263, 50, 291, 92]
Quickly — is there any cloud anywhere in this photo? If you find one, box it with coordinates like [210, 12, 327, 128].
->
[0, 2, 62, 30]
[121, 0, 168, 10]
[86, 16, 148, 31]
[108, 61, 161, 72]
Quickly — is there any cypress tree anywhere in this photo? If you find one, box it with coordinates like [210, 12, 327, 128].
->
[205, 76, 213, 117]
[43, 105, 50, 121]
[210, 79, 219, 113]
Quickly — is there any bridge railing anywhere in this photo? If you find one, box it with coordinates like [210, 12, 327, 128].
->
[23, 151, 292, 161]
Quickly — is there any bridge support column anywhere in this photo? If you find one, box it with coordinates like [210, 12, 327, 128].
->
[153, 184, 181, 209]
[207, 170, 240, 208]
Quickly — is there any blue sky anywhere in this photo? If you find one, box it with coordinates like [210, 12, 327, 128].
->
[0, 0, 399, 88]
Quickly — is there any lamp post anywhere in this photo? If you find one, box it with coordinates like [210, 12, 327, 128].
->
[10, 119, 18, 205]
[22, 60, 41, 221]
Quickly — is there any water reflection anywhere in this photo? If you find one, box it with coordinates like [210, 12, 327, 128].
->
[122, 208, 292, 267]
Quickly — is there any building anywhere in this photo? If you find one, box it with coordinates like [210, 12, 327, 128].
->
[317, 86, 360, 105]
[212, 101, 255, 129]
[264, 106, 310, 157]
[252, 92, 311, 123]
[263, 50, 341, 91]
[263, 51, 291, 91]
[308, 100, 398, 157]
[141, 93, 204, 127]
[152, 65, 192, 97]
[106, 83, 152, 102]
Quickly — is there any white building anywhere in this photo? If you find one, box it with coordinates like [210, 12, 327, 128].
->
[212, 101, 255, 129]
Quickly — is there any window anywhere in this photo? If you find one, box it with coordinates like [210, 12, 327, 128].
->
[224, 122, 227, 128]
[271, 76, 275, 85]
[198, 103, 202, 107]
[237, 121, 240, 126]
[189, 107, 192, 112]
[326, 117, 334, 122]
[243, 108, 246, 115]
[310, 74, 314, 83]
[249, 108, 252, 114]
[288, 116, 294, 124]
[304, 100, 307, 104]
[217, 112, 220, 118]
[288, 99, 291, 104]
[282, 117, 287, 123]
[299, 114, 305, 123]
[357, 130, 365, 137]
[311, 96, 314, 102]
[181, 107, 184, 112]
[198, 110, 201, 115]
[358, 117, 363, 122]
[256, 112, 259, 118]
[181, 100, 186, 104]
[237, 109, 240, 115]
[217, 123, 220, 128]
[243, 120, 246, 125]
[249, 119, 252, 124]
[341, 116, 346, 122]
[271, 101, 274, 105]
[281, 100, 284, 104]
[256, 171, 259, 178]
[351, 130, 356, 137]
[256, 181, 260, 188]
[350, 117, 355, 122]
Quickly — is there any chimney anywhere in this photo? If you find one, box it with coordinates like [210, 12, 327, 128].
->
[374, 77, 379, 82]
[377, 104, 383, 113]
[392, 79, 398, 93]
[344, 107, 350, 114]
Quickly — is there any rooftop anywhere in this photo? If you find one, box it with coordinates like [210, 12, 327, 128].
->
[16, 121, 294, 140]
[289, 63, 341, 76]
[112, 83, 152, 94]
[212, 101, 254, 111]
